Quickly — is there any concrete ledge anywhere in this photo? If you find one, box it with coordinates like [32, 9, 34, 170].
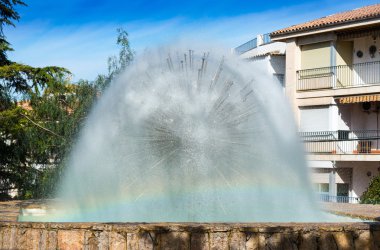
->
[307, 154, 380, 161]
[322, 202, 380, 222]
[1, 222, 380, 249]
[296, 84, 380, 99]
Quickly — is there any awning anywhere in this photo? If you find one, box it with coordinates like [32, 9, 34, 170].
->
[337, 94, 380, 104]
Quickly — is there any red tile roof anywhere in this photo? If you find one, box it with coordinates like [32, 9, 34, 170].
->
[271, 4, 380, 37]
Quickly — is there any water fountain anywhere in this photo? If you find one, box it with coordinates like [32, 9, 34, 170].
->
[18, 48, 325, 222]
[7, 48, 380, 249]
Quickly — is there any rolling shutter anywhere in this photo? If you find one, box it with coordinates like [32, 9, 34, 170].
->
[300, 106, 329, 132]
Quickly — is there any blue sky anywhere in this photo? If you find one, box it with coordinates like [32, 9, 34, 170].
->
[5, 0, 380, 81]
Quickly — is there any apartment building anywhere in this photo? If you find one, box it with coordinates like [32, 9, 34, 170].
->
[269, 4, 380, 202]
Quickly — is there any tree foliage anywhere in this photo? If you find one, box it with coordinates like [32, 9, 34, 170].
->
[0, 22, 134, 199]
[0, 1, 135, 199]
[1, 74, 100, 199]
[0, 0, 26, 66]
[95, 28, 134, 90]
[360, 175, 380, 204]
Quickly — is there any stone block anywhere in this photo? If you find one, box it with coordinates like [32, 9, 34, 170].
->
[190, 232, 209, 250]
[266, 233, 283, 250]
[39, 230, 49, 249]
[160, 232, 190, 250]
[280, 233, 298, 250]
[84, 231, 99, 250]
[109, 231, 126, 250]
[47, 230, 58, 250]
[229, 231, 245, 250]
[245, 233, 259, 250]
[372, 230, 380, 250]
[210, 232, 228, 250]
[27, 229, 42, 250]
[0, 227, 3, 249]
[319, 233, 338, 250]
[138, 231, 156, 250]
[127, 233, 139, 249]
[97, 231, 110, 250]
[14, 227, 28, 249]
[354, 230, 371, 250]
[333, 232, 353, 250]
[299, 232, 317, 250]
[58, 230, 85, 250]
[1, 227, 12, 249]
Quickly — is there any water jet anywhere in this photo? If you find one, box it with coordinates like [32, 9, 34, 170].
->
[6, 47, 380, 249]
[20, 48, 323, 222]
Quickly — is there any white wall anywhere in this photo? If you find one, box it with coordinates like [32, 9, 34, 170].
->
[269, 55, 285, 74]
[337, 104, 351, 130]
[337, 103, 380, 130]
[353, 36, 379, 64]
[352, 36, 380, 85]
[241, 41, 286, 59]
[311, 161, 380, 198]
[303, 102, 380, 132]
[338, 161, 379, 198]
[353, 163, 378, 197]
[246, 55, 285, 90]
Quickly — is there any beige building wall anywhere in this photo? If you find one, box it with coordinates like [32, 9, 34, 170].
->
[336, 41, 353, 66]
[311, 168, 350, 184]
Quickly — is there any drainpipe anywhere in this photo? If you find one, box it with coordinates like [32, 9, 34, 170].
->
[330, 41, 337, 88]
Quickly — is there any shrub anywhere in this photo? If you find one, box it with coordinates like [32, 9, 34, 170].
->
[361, 175, 380, 204]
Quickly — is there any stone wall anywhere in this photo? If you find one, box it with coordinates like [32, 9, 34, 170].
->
[1, 222, 380, 249]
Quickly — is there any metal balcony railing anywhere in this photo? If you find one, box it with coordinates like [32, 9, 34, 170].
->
[234, 33, 272, 55]
[319, 193, 360, 204]
[300, 130, 380, 154]
[262, 33, 271, 44]
[234, 38, 257, 55]
[296, 61, 380, 91]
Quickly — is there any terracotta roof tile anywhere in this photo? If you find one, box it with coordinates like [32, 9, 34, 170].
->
[271, 4, 380, 36]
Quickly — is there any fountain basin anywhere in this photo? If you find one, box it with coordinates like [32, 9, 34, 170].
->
[1, 221, 380, 249]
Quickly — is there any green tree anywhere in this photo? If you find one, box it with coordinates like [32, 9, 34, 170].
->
[95, 28, 134, 90]
[0, 0, 26, 66]
[0, 70, 74, 199]
[361, 175, 380, 204]
[0, 0, 134, 199]
[22, 80, 99, 198]
[0, 0, 74, 199]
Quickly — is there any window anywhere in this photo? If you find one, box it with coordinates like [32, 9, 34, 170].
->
[337, 183, 349, 197]
[299, 106, 330, 132]
[314, 183, 329, 194]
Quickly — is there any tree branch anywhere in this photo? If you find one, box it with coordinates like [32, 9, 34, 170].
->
[20, 113, 66, 140]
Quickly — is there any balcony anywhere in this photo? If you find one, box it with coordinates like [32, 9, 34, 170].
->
[234, 33, 272, 55]
[235, 38, 257, 55]
[297, 61, 380, 91]
[318, 194, 360, 204]
[300, 130, 380, 155]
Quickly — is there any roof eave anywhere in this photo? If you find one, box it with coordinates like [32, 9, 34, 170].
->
[271, 17, 380, 42]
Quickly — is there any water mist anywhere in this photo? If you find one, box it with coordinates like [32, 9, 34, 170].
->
[20, 47, 324, 222]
